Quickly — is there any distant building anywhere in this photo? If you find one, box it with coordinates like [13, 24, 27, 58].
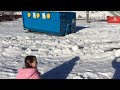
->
[0, 11, 22, 22]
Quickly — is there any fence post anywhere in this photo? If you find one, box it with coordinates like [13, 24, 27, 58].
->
[86, 11, 90, 23]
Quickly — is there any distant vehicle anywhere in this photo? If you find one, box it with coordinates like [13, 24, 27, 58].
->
[0, 11, 22, 22]
[22, 11, 76, 36]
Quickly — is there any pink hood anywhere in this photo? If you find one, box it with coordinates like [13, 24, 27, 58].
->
[16, 68, 41, 79]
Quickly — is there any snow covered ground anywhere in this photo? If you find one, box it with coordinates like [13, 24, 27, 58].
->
[0, 18, 120, 79]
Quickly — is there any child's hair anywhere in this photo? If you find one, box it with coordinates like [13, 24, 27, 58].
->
[24, 55, 37, 68]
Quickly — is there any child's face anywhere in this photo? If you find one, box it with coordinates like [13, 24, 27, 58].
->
[31, 58, 38, 68]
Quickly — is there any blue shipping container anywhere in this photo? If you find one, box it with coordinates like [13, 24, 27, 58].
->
[22, 11, 76, 36]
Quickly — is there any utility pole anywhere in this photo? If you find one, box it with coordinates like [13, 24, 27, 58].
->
[86, 11, 90, 23]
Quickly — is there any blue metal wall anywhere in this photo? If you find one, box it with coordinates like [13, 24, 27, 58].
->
[22, 11, 76, 36]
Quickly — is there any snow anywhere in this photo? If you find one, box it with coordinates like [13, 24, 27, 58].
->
[0, 12, 120, 79]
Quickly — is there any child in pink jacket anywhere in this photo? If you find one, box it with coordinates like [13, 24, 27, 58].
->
[16, 55, 41, 79]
